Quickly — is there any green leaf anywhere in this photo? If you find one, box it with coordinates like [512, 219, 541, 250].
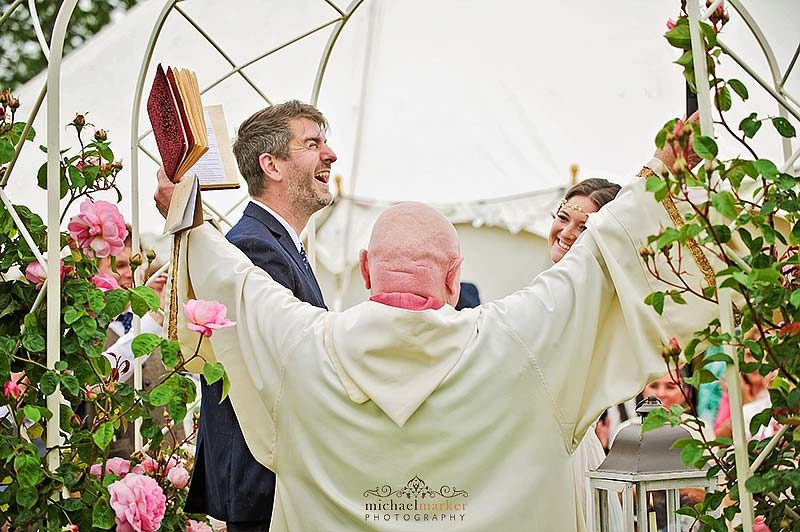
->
[67, 165, 84, 188]
[203, 361, 225, 385]
[642, 406, 669, 432]
[97, 144, 114, 162]
[699, 21, 717, 47]
[160, 339, 181, 368]
[168, 397, 188, 423]
[23, 405, 41, 423]
[665, 24, 692, 48]
[693, 135, 718, 160]
[753, 159, 778, 179]
[675, 50, 693, 67]
[715, 85, 731, 112]
[92, 422, 115, 450]
[73, 315, 98, 339]
[39, 371, 59, 395]
[64, 306, 84, 325]
[221, 369, 231, 402]
[645, 176, 668, 202]
[129, 286, 160, 316]
[87, 289, 106, 313]
[14, 454, 41, 488]
[61, 374, 80, 396]
[15, 486, 38, 508]
[0, 139, 14, 164]
[22, 333, 45, 353]
[131, 333, 161, 359]
[790, 290, 800, 308]
[710, 191, 737, 219]
[772, 116, 796, 138]
[644, 291, 665, 314]
[103, 289, 130, 317]
[10, 122, 35, 144]
[149, 383, 173, 406]
[679, 439, 704, 466]
[739, 113, 762, 138]
[744, 475, 771, 494]
[728, 79, 749, 100]
[92, 499, 115, 529]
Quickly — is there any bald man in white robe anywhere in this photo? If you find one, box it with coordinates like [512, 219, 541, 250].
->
[157, 156, 719, 531]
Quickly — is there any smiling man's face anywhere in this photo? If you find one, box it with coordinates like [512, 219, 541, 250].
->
[278, 117, 337, 218]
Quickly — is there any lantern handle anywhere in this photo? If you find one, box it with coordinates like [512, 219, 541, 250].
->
[635, 395, 663, 417]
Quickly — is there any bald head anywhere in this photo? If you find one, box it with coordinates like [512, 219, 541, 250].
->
[359, 202, 463, 305]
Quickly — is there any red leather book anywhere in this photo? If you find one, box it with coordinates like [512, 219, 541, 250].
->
[146, 64, 187, 182]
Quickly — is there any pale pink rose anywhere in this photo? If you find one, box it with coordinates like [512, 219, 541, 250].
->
[67, 199, 128, 258]
[183, 299, 236, 337]
[24, 259, 73, 288]
[666, 18, 677, 30]
[753, 516, 771, 532]
[91, 272, 121, 292]
[140, 456, 158, 475]
[163, 455, 179, 475]
[90, 457, 132, 479]
[167, 464, 189, 489]
[62, 525, 79, 532]
[108, 473, 166, 532]
[186, 519, 212, 532]
[3, 380, 20, 400]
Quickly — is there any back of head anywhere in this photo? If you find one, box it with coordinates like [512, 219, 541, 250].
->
[363, 202, 462, 304]
[564, 178, 621, 209]
[232, 100, 328, 196]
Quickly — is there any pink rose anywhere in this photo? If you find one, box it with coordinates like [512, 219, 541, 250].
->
[673, 119, 685, 138]
[666, 18, 677, 30]
[186, 519, 212, 532]
[167, 464, 189, 489]
[90, 457, 132, 479]
[183, 299, 236, 337]
[753, 516, 771, 532]
[91, 272, 121, 292]
[24, 259, 73, 288]
[67, 199, 128, 258]
[108, 473, 166, 532]
[140, 456, 158, 475]
[3, 380, 20, 400]
[62, 525, 79, 532]
[163, 455, 179, 475]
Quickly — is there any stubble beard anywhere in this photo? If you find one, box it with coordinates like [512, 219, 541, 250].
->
[285, 162, 333, 221]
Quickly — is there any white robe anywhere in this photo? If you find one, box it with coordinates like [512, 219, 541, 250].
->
[173, 178, 720, 531]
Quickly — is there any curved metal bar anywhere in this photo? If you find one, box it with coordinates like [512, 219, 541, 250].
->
[780, 42, 800, 90]
[321, 0, 345, 17]
[726, 0, 793, 160]
[0, 82, 46, 188]
[174, 5, 271, 105]
[310, 0, 366, 105]
[201, 18, 341, 99]
[46, 0, 80, 472]
[700, 0, 724, 21]
[28, 0, 50, 60]
[687, 1, 754, 528]
[0, 0, 24, 29]
[0, 189, 47, 267]
[130, 0, 180, 451]
[717, 40, 800, 122]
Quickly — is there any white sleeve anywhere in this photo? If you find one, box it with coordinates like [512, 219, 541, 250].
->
[103, 314, 162, 383]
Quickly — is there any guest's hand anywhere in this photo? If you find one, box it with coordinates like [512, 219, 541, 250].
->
[655, 111, 702, 175]
[154, 167, 176, 218]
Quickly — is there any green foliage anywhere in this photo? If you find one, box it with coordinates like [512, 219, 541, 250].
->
[0, 97, 216, 529]
[648, 11, 800, 529]
[0, 0, 141, 90]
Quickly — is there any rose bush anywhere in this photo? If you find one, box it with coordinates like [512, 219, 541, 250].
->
[0, 93, 226, 530]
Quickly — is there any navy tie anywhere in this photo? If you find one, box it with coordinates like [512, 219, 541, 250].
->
[116, 311, 133, 334]
[299, 245, 312, 274]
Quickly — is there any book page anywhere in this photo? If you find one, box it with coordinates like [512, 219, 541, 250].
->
[164, 175, 200, 234]
[189, 105, 240, 190]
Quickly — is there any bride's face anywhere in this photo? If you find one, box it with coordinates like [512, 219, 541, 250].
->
[548, 194, 598, 264]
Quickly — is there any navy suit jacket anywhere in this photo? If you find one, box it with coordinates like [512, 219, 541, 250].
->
[185, 202, 326, 523]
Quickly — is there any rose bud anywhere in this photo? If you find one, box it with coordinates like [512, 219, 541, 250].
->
[666, 18, 677, 30]
[8, 97, 19, 111]
[130, 253, 143, 271]
[0, 91, 8, 105]
[94, 129, 108, 142]
[639, 246, 655, 259]
[111, 160, 123, 171]
[70, 414, 83, 428]
[146, 249, 157, 262]
[3, 380, 21, 400]
[72, 114, 86, 129]
[104, 382, 116, 394]
[85, 389, 98, 401]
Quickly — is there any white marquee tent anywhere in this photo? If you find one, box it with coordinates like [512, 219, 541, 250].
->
[8, 0, 799, 307]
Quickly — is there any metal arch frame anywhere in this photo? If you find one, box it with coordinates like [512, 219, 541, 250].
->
[689, 2, 799, 530]
[129, 0, 366, 449]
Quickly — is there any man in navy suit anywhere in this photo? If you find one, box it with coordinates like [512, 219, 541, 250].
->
[183, 101, 336, 531]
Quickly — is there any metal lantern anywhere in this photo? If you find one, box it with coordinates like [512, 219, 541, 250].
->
[587, 396, 719, 532]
